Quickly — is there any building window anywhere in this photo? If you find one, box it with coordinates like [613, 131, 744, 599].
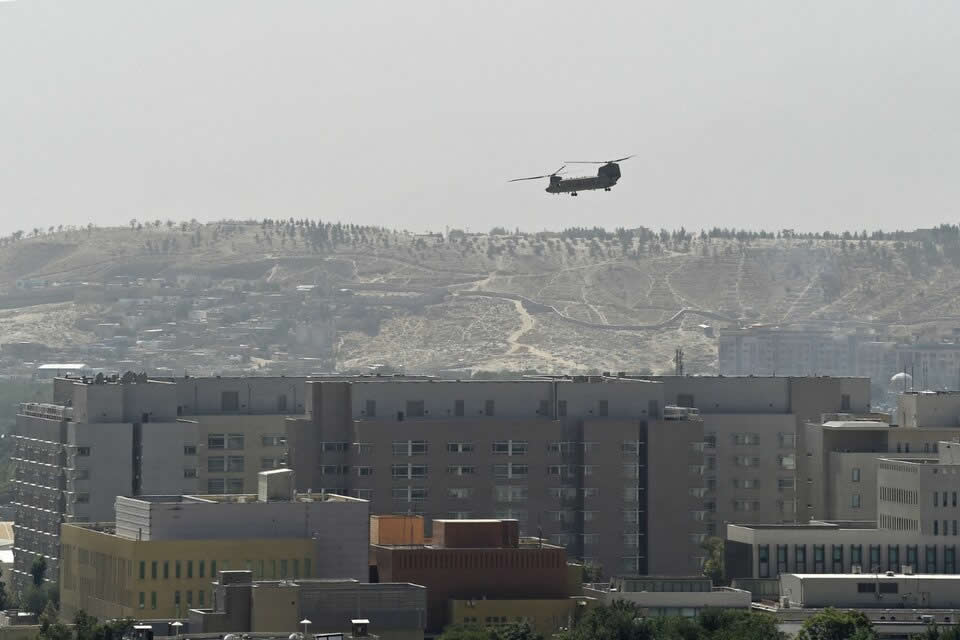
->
[221, 391, 239, 412]
[211, 560, 217, 577]
[355, 466, 374, 476]
[446, 465, 475, 475]
[392, 440, 428, 456]
[227, 434, 244, 450]
[207, 478, 225, 494]
[454, 400, 464, 417]
[946, 546, 956, 574]
[163, 561, 169, 580]
[138, 592, 145, 609]
[139, 561, 145, 580]
[484, 400, 495, 416]
[406, 400, 425, 418]
[936, 492, 941, 507]
[363, 399, 376, 417]
[151, 561, 157, 580]
[777, 545, 788, 575]
[870, 545, 881, 572]
[758, 545, 770, 578]
[777, 477, 794, 490]
[926, 546, 937, 573]
[778, 433, 796, 448]
[391, 464, 428, 479]
[832, 545, 844, 573]
[321, 442, 349, 453]
[448, 488, 474, 499]
[493, 463, 528, 479]
[676, 393, 695, 408]
[262, 435, 286, 447]
[75, 447, 91, 456]
[227, 456, 244, 472]
[814, 545, 825, 573]
[888, 545, 900, 572]
[851, 494, 861, 509]
[277, 394, 288, 412]
[186, 590, 193, 607]
[184, 468, 198, 478]
[208, 457, 225, 472]
[841, 394, 851, 411]
[208, 434, 225, 449]
[184, 445, 197, 456]
[261, 457, 280, 470]
[227, 478, 244, 493]
[447, 442, 474, 453]
[795, 545, 806, 573]
[175, 561, 181, 579]
[936, 520, 941, 536]
[598, 400, 609, 417]
[492, 441, 528, 456]
[494, 486, 528, 502]
[558, 400, 567, 417]
[852, 468, 860, 483]
[850, 545, 863, 569]
[151, 592, 157, 610]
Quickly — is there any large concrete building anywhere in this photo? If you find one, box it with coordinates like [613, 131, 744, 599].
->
[726, 440, 960, 583]
[288, 376, 706, 578]
[12, 374, 311, 595]
[59, 470, 369, 620]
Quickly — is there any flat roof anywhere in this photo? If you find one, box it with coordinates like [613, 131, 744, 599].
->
[788, 573, 960, 580]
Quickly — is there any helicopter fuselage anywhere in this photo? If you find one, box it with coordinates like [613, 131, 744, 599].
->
[545, 161, 622, 194]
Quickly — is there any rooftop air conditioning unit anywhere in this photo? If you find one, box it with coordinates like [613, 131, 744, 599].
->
[780, 596, 790, 609]
[902, 565, 914, 575]
[886, 571, 896, 577]
[852, 564, 862, 574]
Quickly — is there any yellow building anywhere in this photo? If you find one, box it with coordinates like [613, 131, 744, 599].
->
[60, 523, 316, 620]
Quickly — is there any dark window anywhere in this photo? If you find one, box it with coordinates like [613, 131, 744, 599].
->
[163, 561, 169, 579]
[947, 546, 957, 574]
[758, 545, 770, 578]
[221, 391, 239, 412]
[184, 445, 197, 455]
[677, 394, 695, 408]
[648, 400, 660, 419]
[851, 544, 863, 568]
[277, 394, 288, 412]
[841, 394, 851, 411]
[406, 401, 425, 417]
[907, 545, 918, 571]
[879, 583, 898, 594]
[832, 545, 844, 573]
[538, 400, 549, 416]
[857, 582, 875, 593]
[926, 546, 937, 573]
[454, 400, 464, 417]
[870, 545, 881, 571]
[365, 399, 376, 417]
[795, 545, 806, 572]
[777, 545, 788, 575]
[888, 545, 899, 571]
[598, 400, 609, 417]
[814, 545, 825, 573]
[558, 400, 567, 417]
[485, 400, 495, 416]
[139, 561, 145, 580]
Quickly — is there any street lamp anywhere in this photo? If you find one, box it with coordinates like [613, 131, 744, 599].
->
[171, 621, 183, 639]
[300, 619, 312, 638]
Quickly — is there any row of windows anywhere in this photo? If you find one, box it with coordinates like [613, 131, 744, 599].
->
[933, 520, 960, 536]
[342, 440, 644, 456]
[360, 399, 623, 419]
[139, 589, 205, 610]
[934, 491, 960, 508]
[204, 434, 287, 450]
[757, 543, 958, 578]
[879, 513, 919, 532]
[386, 463, 642, 479]
[138, 557, 312, 582]
[369, 486, 626, 500]
[879, 486, 918, 505]
[703, 433, 796, 448]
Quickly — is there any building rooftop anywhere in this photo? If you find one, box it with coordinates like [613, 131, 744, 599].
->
[788, 573, 960, 580]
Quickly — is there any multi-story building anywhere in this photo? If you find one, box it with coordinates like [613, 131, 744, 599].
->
[59, 469, 369, 620]
[12, 374, 313, 595]
[718, 328, 855, 378]
[288, 376, 705, 578]
[639, 376, 870, 534]
[726, 441, 960, 583]
[805, 391, 960, 523]
[584, 575, 751, 618]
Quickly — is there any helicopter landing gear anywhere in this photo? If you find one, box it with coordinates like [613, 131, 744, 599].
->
[570, 192, 578, 197]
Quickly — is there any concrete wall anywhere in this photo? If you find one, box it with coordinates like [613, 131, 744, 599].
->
[174, 377, 309, 415]
[652, 376, 790, 414]
[141, 422, 200, 495]
[68, 422, 134, 523]
[780, 574, 960, 608]
[898, 393, 960, 429]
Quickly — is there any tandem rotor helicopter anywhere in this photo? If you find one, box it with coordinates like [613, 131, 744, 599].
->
[509, 155, 634, 196]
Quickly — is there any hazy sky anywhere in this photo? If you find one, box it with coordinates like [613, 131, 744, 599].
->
[2, 1, 959, 236]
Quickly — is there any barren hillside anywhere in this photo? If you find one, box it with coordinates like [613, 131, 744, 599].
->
[0, 221, 956, 374]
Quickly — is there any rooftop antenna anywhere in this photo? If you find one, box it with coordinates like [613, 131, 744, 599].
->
[674, 348, 684, 377]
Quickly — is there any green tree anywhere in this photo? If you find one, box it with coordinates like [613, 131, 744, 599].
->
[31, 556, 48, 586]
[38, 602, 71, 640]
[701, 537, 726, 585]
[439, 623, 542, 640]
[557, 600, 655, 640]
[796, 608, 877, 640]
[699, 609, 785, 640]
[0, 567, 7, 610]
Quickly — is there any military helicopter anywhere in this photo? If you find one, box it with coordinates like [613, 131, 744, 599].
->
[509, 155, 634, 196]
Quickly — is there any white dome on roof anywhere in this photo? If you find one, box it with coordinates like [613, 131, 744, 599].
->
[890, 372, 913, 388]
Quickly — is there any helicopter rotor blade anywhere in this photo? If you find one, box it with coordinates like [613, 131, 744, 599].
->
[509, 165, 566, 182]
[564, 154, 635, 164]
[509, 174, 552, 182]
